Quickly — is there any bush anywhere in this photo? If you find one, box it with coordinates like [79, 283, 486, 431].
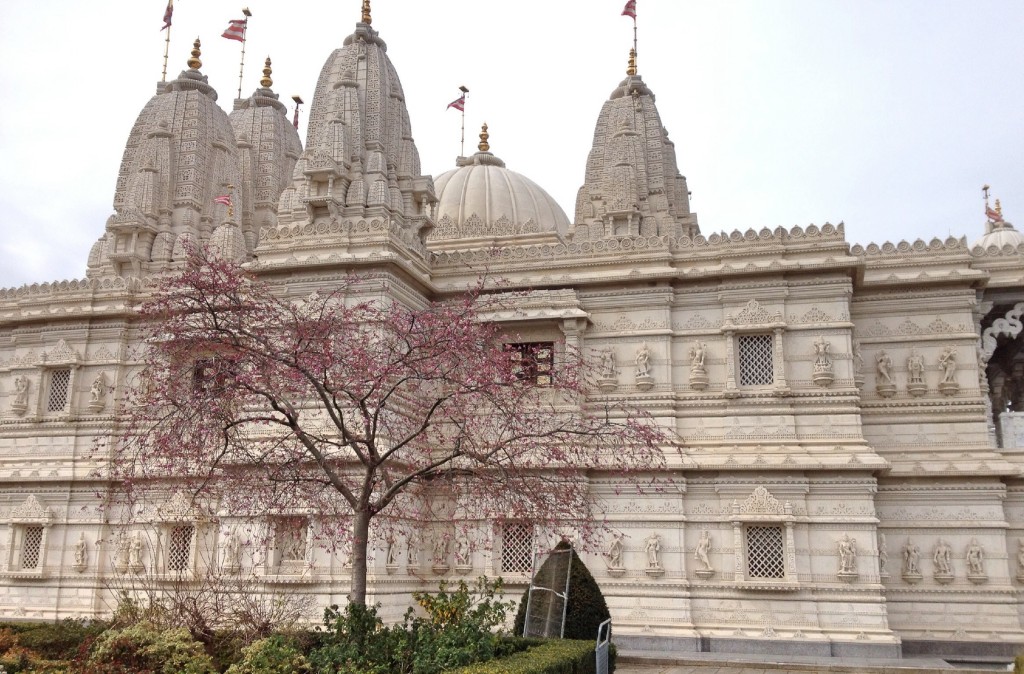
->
[445, 638, 610, 674]
[310, 577, 516, 674]
[83, 622, 215, 674]
[15, 619, 107, 660]
[513, 541, 611, 641]
[224, 635, 311, 673]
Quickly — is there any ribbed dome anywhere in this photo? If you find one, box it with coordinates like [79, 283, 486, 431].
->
[429, 149, 569, 245]
[974, 221, 1024, 249]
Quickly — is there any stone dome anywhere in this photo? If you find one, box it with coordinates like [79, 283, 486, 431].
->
[429, 131, 569, 246]
[974, 221, 1024, 249]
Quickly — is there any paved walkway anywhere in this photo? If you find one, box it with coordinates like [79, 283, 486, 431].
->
[615, 650, 1012, 673]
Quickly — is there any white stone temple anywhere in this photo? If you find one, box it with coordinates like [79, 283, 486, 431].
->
[1, 3, 1023, 661]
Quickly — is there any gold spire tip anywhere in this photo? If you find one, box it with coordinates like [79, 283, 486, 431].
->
[361, 0, 372, 25]
[626, 48, 637, 76]
[187, 38, 202, 70]
[995, 199, 1003, 216]
[478, 123, 490, 152]
[260, 56, 273, 88]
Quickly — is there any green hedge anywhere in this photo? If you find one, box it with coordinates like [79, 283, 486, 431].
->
[443, 638, 614, 674]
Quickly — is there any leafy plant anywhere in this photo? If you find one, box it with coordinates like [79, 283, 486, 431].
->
[224, 635, 311, 673]
[83, 622, 215, 674]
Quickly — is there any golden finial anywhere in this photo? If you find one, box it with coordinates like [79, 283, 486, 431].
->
[995, 199, 1003, 216]
[478, 123, 490, 152]
[260, 57, 273, 88]
[187, 38, 202, 70]
[626, 48, 637, 76]
[361, 0, 372, 24]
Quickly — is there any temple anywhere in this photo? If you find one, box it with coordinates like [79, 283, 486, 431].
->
[1, 3, 1023, 661]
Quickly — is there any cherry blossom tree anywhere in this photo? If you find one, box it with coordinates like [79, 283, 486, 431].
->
[109, 248, 668, 605]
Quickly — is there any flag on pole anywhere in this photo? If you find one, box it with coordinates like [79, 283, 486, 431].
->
[986, 205, 1004, 223]
[621, 0, 637, 19]
[214, 194, 232, 207]
[222, 18, 247, 42]
[447, 95, 465, 112]
[161, 0, 174, 31]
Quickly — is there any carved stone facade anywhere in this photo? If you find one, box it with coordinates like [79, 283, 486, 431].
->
[0, 6, 1022, 663]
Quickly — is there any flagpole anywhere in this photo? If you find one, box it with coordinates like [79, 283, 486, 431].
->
[632, 15, 638, 71]
[161, 0, 173, 82]
[458, 85, 469, 156]
[237, 8, 252, 99]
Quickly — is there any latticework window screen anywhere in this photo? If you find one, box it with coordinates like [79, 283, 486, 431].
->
[20, 525, 44, 570]
[501, 523, 533, 573]
[746, 525, 785, 578]
[47, 368, 71, 412]
[738, 334, 774, 386]
[167, 525, 194, 572]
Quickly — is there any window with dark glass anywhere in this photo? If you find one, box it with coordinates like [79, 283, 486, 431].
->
[506, 342, 554, 385]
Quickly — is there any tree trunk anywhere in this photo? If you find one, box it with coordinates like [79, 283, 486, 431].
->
[349, 508, 372, 606]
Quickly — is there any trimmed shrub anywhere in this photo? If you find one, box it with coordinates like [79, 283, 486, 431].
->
[15, 619, 106, 660]
[513, 541, 611, 641]
[83, 622, 216, 674]
[445, 638, 610, 674]
[224, 635, 311, 673]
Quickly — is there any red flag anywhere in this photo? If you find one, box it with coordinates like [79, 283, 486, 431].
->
[621, 0, 636, 19]
[986, 205, 1004, 223]
[214, 194, 232, 207]
[447, 95, 465, 112]
[161, 0, 173, 31]
[222, 18, 247, 42]
[293, 108, 300, 130]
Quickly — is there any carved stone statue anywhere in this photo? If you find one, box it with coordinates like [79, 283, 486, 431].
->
[939, 346, 957, 383]
[282, 527, 306, 562]
[812, 336, 834, 386]
[635, 343, 651, 378]
[433, 536, 449, 566]
[454, 535, 470, 567]
[903, 539, 920, 575]
[1017, 540, 1024, 578]
[222, 529, 242, 573]
[114, 535, 130, 573]
[695, 529, 712, 571]
[690, 342, 706, 371]
[876, 350, 893, 384]
[837, 534, 857, 575]
[966, 538, 985, 576]
[73, 532, 88, 572]
[605, 532, 624, 569]
[128, 532, 144, 572]
[385, 538, 398, 567]
[878, 533, 888, 575]
[11, 375, 29, 414]
[644, 533, 661, 570]
[90, 373, 107, 404]
[407, 533, 419, 566]
[933, 538, 952, 576]
[852, 341, 864, 375]
[907, 348, 925, 384]
[599, 348, 616, 379]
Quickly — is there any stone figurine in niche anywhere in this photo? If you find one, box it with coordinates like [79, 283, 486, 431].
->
[837, 534, 857, 574]
[933, 539, 952, 576]
[853, 341, 864, 375]
[222, 529, 242, 572]
[90, 373, 107, 404]
[385, 538, 398, 567]
[128, 532, 144, 571]
[966, 538, 985, 576]
[407, 533, 419, 566]
[878, 533, 888, 575]
[644, 532, 662, 569]
[599, 348, 616, 379]
[73, 532, 88, 572]
[695, 529, 712, 570]
[907, 348, 925, 384]
[283, 527, 307, 562]
[812, 336, 834, 386]
[635, 342, 651, 378]
[690, 341, 706, 371]
[902, 539, 920, 575]
[454, 535, 470, 567]
[876, 350, 893, 384]
[433, 536, 448, 565]
[11, 375, 29, 413]
[939, 346, 957, 383]
[1017, 540, 1024, 577]
[604, 532, 624, 569]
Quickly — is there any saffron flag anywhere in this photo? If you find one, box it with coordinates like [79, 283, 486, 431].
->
[161, 0, 173, 31]
[447, 95, 465, 112]
[986, 205, 1004, 223]
[621, 0, 636, 19]
[222, 18, 247, 42]
[214, 194, 232, 206]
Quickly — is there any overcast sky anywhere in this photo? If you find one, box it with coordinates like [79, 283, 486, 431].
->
[1, 1, 1022, 288]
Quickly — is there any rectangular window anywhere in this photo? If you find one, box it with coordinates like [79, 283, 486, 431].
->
[167, 525, 195, 572]
[745, 525, 785, 579]
[20, 525, 44, 570]
[46, 368, 71, 412]
[738, 334, 774, 386]
[506, 342, 554, 386]
[501, 523, 533, 574]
